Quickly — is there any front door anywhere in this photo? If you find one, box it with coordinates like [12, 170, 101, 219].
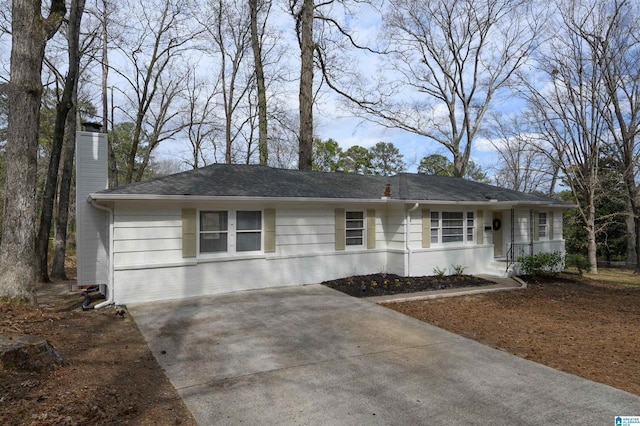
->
[493, 212, 504, 257]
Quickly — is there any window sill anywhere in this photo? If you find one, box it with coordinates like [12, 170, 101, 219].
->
[196, 252, 266, 263]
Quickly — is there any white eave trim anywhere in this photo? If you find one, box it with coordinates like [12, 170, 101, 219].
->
[89, 194, 395, 204]
[88, 193, 571, 208]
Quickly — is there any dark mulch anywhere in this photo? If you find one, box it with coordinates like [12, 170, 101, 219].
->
[321, 273, 495, 298]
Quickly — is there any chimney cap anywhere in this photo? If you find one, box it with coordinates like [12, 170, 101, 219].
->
[82, 122, 102, 133]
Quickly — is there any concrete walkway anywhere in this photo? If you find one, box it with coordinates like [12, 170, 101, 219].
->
[129, 285, 640, 425]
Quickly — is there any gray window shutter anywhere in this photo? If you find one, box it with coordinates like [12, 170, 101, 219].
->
[549, 211, 554, 240]
[264, 208, 276, 253]
[182, 208, 197, 258]
[422, 209, 430, 248]
[366, 209, 376, 249]
[335, 208, 345, 250]
[533, 211, 540, 241]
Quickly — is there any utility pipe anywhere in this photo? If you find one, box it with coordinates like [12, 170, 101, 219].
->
[89, 198, 115, 309]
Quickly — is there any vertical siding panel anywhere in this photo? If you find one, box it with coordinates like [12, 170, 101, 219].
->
[367, 209, 376, 249]
[182, 209, 197, 258]
[476, 210, 484, 244]
[421, 209, 430, 248]
[264, 208, 276, 253]
[335, 208, 345, 250]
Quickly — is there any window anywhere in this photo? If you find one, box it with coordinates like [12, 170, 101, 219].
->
[346, 211, 364, 246]
[200, 211, 228, 253]
[430, 211, 440, 245]
[466, 212, 475, 243]
[539, 212, 548, 239]
[430, 211, 475, 245]
[199, 210, 262, 254]
[442, 212, 464, 243]
[237, 211, 262, 251]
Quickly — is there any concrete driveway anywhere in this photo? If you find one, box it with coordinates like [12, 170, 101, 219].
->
[129, 285, 640, 425]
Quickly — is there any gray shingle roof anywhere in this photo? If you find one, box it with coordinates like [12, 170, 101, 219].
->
[96, 164, 569, 205]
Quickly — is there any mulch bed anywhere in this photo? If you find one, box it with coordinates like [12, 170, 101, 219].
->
[386, 274, 640, 396]
[321, 273, 495, 297]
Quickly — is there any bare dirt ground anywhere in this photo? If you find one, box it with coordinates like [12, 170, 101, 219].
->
[386, 273, 640, 396]
[0, 281, 196, 426]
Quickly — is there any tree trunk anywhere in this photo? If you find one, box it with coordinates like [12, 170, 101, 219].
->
[102, 0, 117, 188]
[35, 0, 84, 283]
[623, 179, 640, 273]
[297, 0, 313, 171]
[51, 107, 78, 280]
[586, 200, 598, 274]
[626, 201, 638, 271]
[250, 0, 268, 165]
[0, 0, 65, 303]
[108, 87, 119, 186]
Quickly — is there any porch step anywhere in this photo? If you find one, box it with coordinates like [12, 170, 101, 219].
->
[487, 260, 515, 278]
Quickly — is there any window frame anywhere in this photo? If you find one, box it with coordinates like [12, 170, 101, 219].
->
[198, 209, 263, 256]
[429, 210, 475, 246]
[199, 211, 229, 254]
[345, 210, 365, 248]
[538, 211, 548, 240]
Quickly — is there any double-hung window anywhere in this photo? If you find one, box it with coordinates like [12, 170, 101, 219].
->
[200, 211, 228, 253]
[430, 211, 475, 245]
[466, 212, 475, 243]
[345, 211, 364, 246]
[236, 211, 262, 252]
[199, 210, 262, 254]
[442, 212, 465, 243]
[538, 212, 548, 239]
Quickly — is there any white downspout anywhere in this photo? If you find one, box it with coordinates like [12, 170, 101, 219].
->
[405, 203, 420, 277]
[90, 198, 115, 309]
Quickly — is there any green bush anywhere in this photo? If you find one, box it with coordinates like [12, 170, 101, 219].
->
[517, 251, 563, 277]
[565, 253, 591, 276]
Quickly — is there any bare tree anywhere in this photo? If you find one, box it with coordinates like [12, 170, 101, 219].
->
[350, 0, 539, 177]
[521, 1, 610, 273]
[113, 0, 192, 183]
[51, 107, 79, 279]
[249, 0, 269, 165]
[100, 0, 119, 187]
[290, 0, 314, 170]
[181, 71, 220, 168]
[267, 106, 299, 169]
[487, 112, 558, 194]
[579, 0, 640, 271]
[36, 0, 86, 283]
[288, 0, 378, 170]
[194, 0, 255, 165]
[0, 0, 65, 302]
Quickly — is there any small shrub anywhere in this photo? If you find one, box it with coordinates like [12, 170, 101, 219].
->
[565, 253, 591, 276]
[451, 264, 466, 276]
[432, 266, 446, 277]
[517, 251, 563, 277]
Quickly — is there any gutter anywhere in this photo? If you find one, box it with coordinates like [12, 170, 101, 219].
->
[405, 203, 420, 276]
[88, 193, 570, 209]
[89, 198, 115, 309]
